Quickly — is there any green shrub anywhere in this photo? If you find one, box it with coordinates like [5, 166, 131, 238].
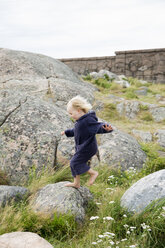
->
[94, 78, 111, 89]
[82, 74, 92, 81]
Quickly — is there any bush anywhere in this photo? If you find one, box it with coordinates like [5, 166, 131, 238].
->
[94, 78, 111, 89]
[82, 74, 92, 81]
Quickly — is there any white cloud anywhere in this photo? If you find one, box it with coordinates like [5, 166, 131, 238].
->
[0, 0, 165, 58]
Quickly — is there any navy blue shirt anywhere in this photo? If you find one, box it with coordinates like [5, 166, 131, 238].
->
[65, 111, 113, 176]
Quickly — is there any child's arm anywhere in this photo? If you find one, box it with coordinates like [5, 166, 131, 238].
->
[87, 119, 113, 135]
[97, 123, 113, 133]
[61, 128, 75, 137]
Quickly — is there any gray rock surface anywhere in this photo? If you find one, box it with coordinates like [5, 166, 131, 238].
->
[154, 130, 165, 147]
[0, 232, 53, 248]
[116, 101, 140, 119]
[0, 185, 29, 207]
[149, 107, 165, 122]
[91, 128, 147, 170]
[0, 48, 96, 184]
[90, 70, 119, 80]
[132, 129, 152, 143]
[31, 181, 93, 223]
[116, 100, 165, 122]
[135, 87, 148, 95]
[115, 80, 130, 88]
[120, 169, 165, 213]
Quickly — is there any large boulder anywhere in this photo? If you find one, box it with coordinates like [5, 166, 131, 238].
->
[31, 181, 93, 223]
[120, 169, 165, 213]
[0, 185, 29, 207]
[0, 232, 53, 248]
[0, 48, 96, 184]
[116, 100, 165, 122]
[116, 101, 140, 119]
[91, 128, 147, 170]
[154, 130, 165, 147]
[132, 129, 152, 143]
[149, 107, 165, 122]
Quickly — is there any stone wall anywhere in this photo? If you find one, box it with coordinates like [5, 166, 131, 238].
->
[60, 48, 165, 83]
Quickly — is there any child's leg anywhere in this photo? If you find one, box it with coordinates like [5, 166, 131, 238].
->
[65, 175, 80, 188]
[87, 168, 99, 186]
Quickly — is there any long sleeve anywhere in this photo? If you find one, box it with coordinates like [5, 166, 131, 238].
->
[65, 128, 74, 137]
[87, 118, 113, 135]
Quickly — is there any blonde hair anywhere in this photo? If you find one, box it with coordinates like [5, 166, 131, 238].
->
[67, 95, 92, 113]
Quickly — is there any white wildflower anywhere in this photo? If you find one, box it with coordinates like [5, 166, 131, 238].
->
[103, 216, 114, 221]
[92, 242, 97, 245]
[123, 214, 127, 218]
[162, 206, 165, 211]
[104, 232, 115, 237]
[98, 235, 104, 238]
[123, 224, 129, 228]
[141, 223, 151, 231]
[90, 216, 99, 220]
[121, 238, 127, 242]
[108, 175, 115, 179]
[96, 202, 101, 205]
[109, 201, 115, 204]
[130, 226, 136, 231]
[126, 231, 131, 234]
[129, 245, 138, 248]
[97, 239, 103, 243]
[109, 240, 115, 245]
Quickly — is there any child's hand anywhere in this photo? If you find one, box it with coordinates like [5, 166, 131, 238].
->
[102, 124, 113, 131]
[61, 131, 65, 135]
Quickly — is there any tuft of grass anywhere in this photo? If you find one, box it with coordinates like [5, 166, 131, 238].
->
[139, 112, 153, 122]
[139, 104, 149, 111]
[139, 143, 165, 176]
[0, 202, 77, 241]
[98, 102, 121, 121]
[26, 164, 72, 193]
[124, 88, 139, 99]
[94, 78, 111, 89]
[82, 74, 92, 81]
[0, 169, 10, 185]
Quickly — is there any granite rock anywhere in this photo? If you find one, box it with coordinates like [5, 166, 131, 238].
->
[120, 169, 165, 213]
[0, 232, 53, 248]
[31, 181, 93, 223]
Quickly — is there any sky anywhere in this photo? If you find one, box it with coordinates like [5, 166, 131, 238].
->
[0, 0, 165, 59]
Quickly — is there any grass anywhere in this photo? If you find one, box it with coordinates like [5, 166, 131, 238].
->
[0, 169, 10, 185]
[0, 153, 165, 248]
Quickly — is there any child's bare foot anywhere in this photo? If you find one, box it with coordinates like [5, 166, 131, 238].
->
[64, 182, 80, 188]
[88, 171, 99, 186]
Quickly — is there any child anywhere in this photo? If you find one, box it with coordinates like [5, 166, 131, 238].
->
[61, 95, 113, 188]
